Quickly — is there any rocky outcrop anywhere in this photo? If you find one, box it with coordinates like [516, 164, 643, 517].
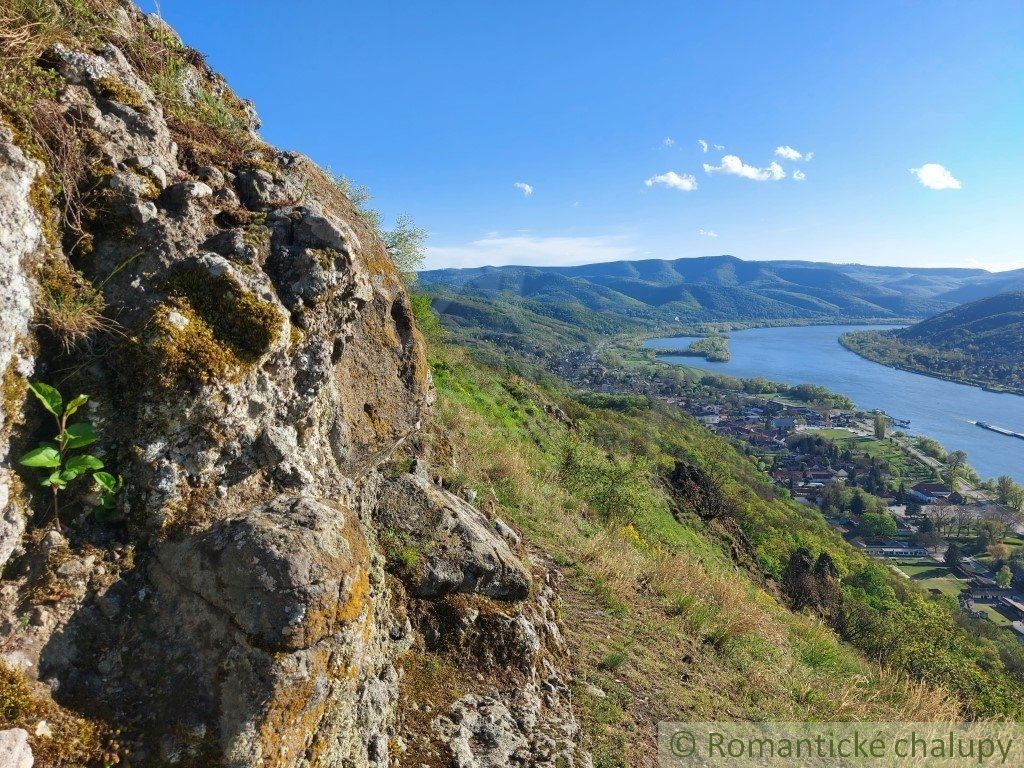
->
[782, 547, 842, 626]
[374, 470, 531, 601]
[0, 129, 42, 572]
[0, 3, 585, 766]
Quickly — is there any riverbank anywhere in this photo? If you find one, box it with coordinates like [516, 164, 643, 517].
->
[645, 324, 1024, 483]
[839, 331, 1024, 397]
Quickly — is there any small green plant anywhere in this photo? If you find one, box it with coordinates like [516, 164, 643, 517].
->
[598, 651, 626, 672]
[18, 382, 121, 529]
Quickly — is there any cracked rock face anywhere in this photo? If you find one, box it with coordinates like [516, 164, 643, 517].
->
[2, 9, 428, 763]
[0, 2, 585, 766]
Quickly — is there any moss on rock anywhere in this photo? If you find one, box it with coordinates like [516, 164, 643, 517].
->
[93, 76, 145, 111]
[0, 661, 119, 767]
[144, 267, 282, 388]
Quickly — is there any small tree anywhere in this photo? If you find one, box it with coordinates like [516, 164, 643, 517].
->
[382, 214, 427, 284]
[873, 412, 888, 440]
[996, 476, 1017, 506]
[945, 450, 968, 493]
[332, 175, 426, 286]
[857, 512, 897, 537]
[944, 542, 963, 571]
[997, 565, 1013, 589]
[987, 542, 1010, 565]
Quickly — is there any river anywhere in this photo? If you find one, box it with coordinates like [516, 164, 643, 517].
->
[646, 325, 1024, 483]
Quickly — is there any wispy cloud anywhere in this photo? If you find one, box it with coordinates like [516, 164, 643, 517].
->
[703, 155, 785, 181]
[513, 181, 534, 197]
[793, 169, 806, 181]
[697, 138, 709, 153]
[424, 234, 637, 269]
[698, 228, 718, 238]
[909, 163, 962, 190]
[713, 143, 725, 151]
[644, 171, 698, 192]
[662, 136, 676, 148]
[774, 145, 813, 161]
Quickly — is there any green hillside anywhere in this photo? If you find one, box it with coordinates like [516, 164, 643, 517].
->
[420, 256, 1024, 349]
[841, 291, 1024, 394]
[417, 331, 1024, 766]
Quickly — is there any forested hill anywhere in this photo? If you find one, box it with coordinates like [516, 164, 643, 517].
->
[841, 291, 1024, 394]
[420, 255, 1024, 347]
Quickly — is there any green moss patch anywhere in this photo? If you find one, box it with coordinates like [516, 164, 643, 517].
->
[147, 267, 282, 387]
[93, 76, 144, 111]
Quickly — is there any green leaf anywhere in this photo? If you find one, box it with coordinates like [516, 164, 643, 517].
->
[28, 382, 62, 416]
[19, 446, 61, 468]
[60, 468, 81, 482]
[63, 394, 89, 417]
[63, 422, 98, 449]
[66, 454, 103, 473]
[93, 471, 118, 493]
[43, 471, 66, 489]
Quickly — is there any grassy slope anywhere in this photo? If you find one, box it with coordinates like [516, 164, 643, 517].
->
[422, 337, 1024, 766]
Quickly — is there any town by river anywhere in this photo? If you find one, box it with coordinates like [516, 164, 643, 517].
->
[646, 324, 1024, 483]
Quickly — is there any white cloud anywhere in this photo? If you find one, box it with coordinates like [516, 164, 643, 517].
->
[513, 181, 534, 197]
[703, 155, 785, 182]
[424, 234, 636, 269]
[644, 171, 698, 192]
[713, 144, 724, 151]
[775, 146, 813, 162]
[793, 169, 806, 181]
[909, 163, 962, 190]
[662, 136, 676, 148]
[698, 228, 718, 238]
[697, 139, 709, 153]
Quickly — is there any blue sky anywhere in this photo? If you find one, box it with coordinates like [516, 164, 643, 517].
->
[142, 1, 1024, 272]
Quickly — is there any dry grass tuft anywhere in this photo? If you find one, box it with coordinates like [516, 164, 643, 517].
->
[35, 259, 113, 350]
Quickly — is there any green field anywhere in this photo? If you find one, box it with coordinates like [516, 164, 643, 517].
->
[973, 604, 1015, 628]
[892, 558, 968, 598]
[804, 429, 936, 488]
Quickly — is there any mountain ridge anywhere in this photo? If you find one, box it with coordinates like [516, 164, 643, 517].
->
[420, 255, 1024, 348]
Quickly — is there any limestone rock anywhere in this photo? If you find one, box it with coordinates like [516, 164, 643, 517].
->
[0, 128, 40, 572]
[375, 473, 531, 601]
[436, 696, 530, 768]
[152, 495, 369, 652]
[0, 728, 33, 768]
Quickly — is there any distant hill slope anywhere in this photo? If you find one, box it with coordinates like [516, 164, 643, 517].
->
[841, 291, 1024, 394]
[420, 255, 1023, 347]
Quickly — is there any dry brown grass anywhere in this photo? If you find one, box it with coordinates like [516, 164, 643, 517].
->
[35, 259, 115, 350]
[579, 526, 786, 648]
